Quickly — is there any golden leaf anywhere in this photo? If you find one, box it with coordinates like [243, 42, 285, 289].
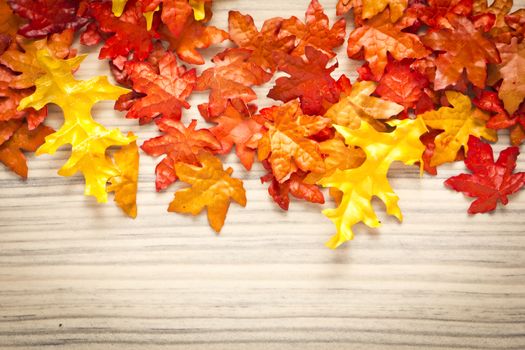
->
[362, 0, 408, 22]
[168, 152, 247, 233]
[324, 81, 404, 131]
[418, 91, 497, 167]
[319, 117, 427, 249]
[18, 49, 135, 203]
[107, 135, 139, 218]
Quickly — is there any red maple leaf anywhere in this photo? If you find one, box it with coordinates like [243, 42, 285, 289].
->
[115, 51, 196, 124]
[473, 90, 525, 146]
[268, 46, 340, 116]
[209, 102, 263, 170]
[88, 0, 158, 61]
[375, 59, 430, 111]
[279, 0, 346, 58]
[228, 11, 295, 73]
[260, 160, 324, 210]
[445, 136, 525, 213]
[141, 119, 222, 191]
[7, 0, 88, 38]
[159, 16, 228, 65]
[195, 48, 272, 119]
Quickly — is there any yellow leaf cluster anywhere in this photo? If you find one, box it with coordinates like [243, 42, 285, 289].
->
[19, 49, 137, 207]
[319, 117, 427, 249]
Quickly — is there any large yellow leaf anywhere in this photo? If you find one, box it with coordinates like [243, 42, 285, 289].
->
[168, 152, 246, 233]
[418, 91, 497, 167]
[107, 135, 139, 218]
[19, 49, 135, 203]
[319, 117, 427, 249]
[324, 81, 404, 131]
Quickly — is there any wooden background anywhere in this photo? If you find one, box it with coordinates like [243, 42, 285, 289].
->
[1, 1, 525, 349]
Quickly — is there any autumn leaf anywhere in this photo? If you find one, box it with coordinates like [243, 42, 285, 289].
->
[107, 135, 139, 218]
[160, 0, 228, 64]
[89, 0, 158, 61]
[268, 46, 340, 116]
[374, 59, 430, 111]
[0, 0, 21, 38]
[18, 49, 135, 202]
[141, 119, 221, 191]
[319, 117, 428, 248]
[228, 11, 295, 72]
[0, 29, 75, 89]
[408, 0, 473, 29]
[418, 91, 497, 166]
[445, 136, 525, 213]
[0, 122, 53, 178]
[257, 99, 331, 182]
[362, 0, 408, 22]
[209, 102, 263, 170]
[195, 48, 272, 119]
[160, 15, 228, 65]
[421, 16, 500, 89]
[260, 160, 324, 210]
[280, 0, 346, 58]
[168, 152, 246, 233]
[7, 0, 88, 38]
[474, 89, 525, 146]
[347, 10, 429, 79]
[303, 137, 366, 184]
[117, 51, 196, 124]
[488, 38, 525, 115]
[324, 80, 404, 131]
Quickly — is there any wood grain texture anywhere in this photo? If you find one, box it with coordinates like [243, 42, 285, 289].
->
[1, 1, 525, 349]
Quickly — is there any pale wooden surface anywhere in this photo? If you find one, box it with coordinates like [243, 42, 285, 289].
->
[1, 1, 525, 349]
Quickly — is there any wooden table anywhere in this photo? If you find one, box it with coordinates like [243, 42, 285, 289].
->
[1, 1, 524, 349]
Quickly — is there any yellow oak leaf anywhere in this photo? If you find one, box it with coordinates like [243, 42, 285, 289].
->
[319, 117, 427, 249]
[107, 135, 139, 218]
[362, 0, 408, 22]
[324, 81, 404, 131]
[418, 91, 497, 167]
[18, 49, 135, 203]
[168, 152, 247, 233]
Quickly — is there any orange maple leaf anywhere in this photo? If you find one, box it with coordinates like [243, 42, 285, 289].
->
[228, 11, 295, 72]
[422, 16, 501, 89]
[347, 10, 429, 79]
[141, 119, 222, 191]
[280, 0, 346, 58]
[257, 99, 331, 182]
[195, 48, 272, 118]
[168, 152, 247, 233]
